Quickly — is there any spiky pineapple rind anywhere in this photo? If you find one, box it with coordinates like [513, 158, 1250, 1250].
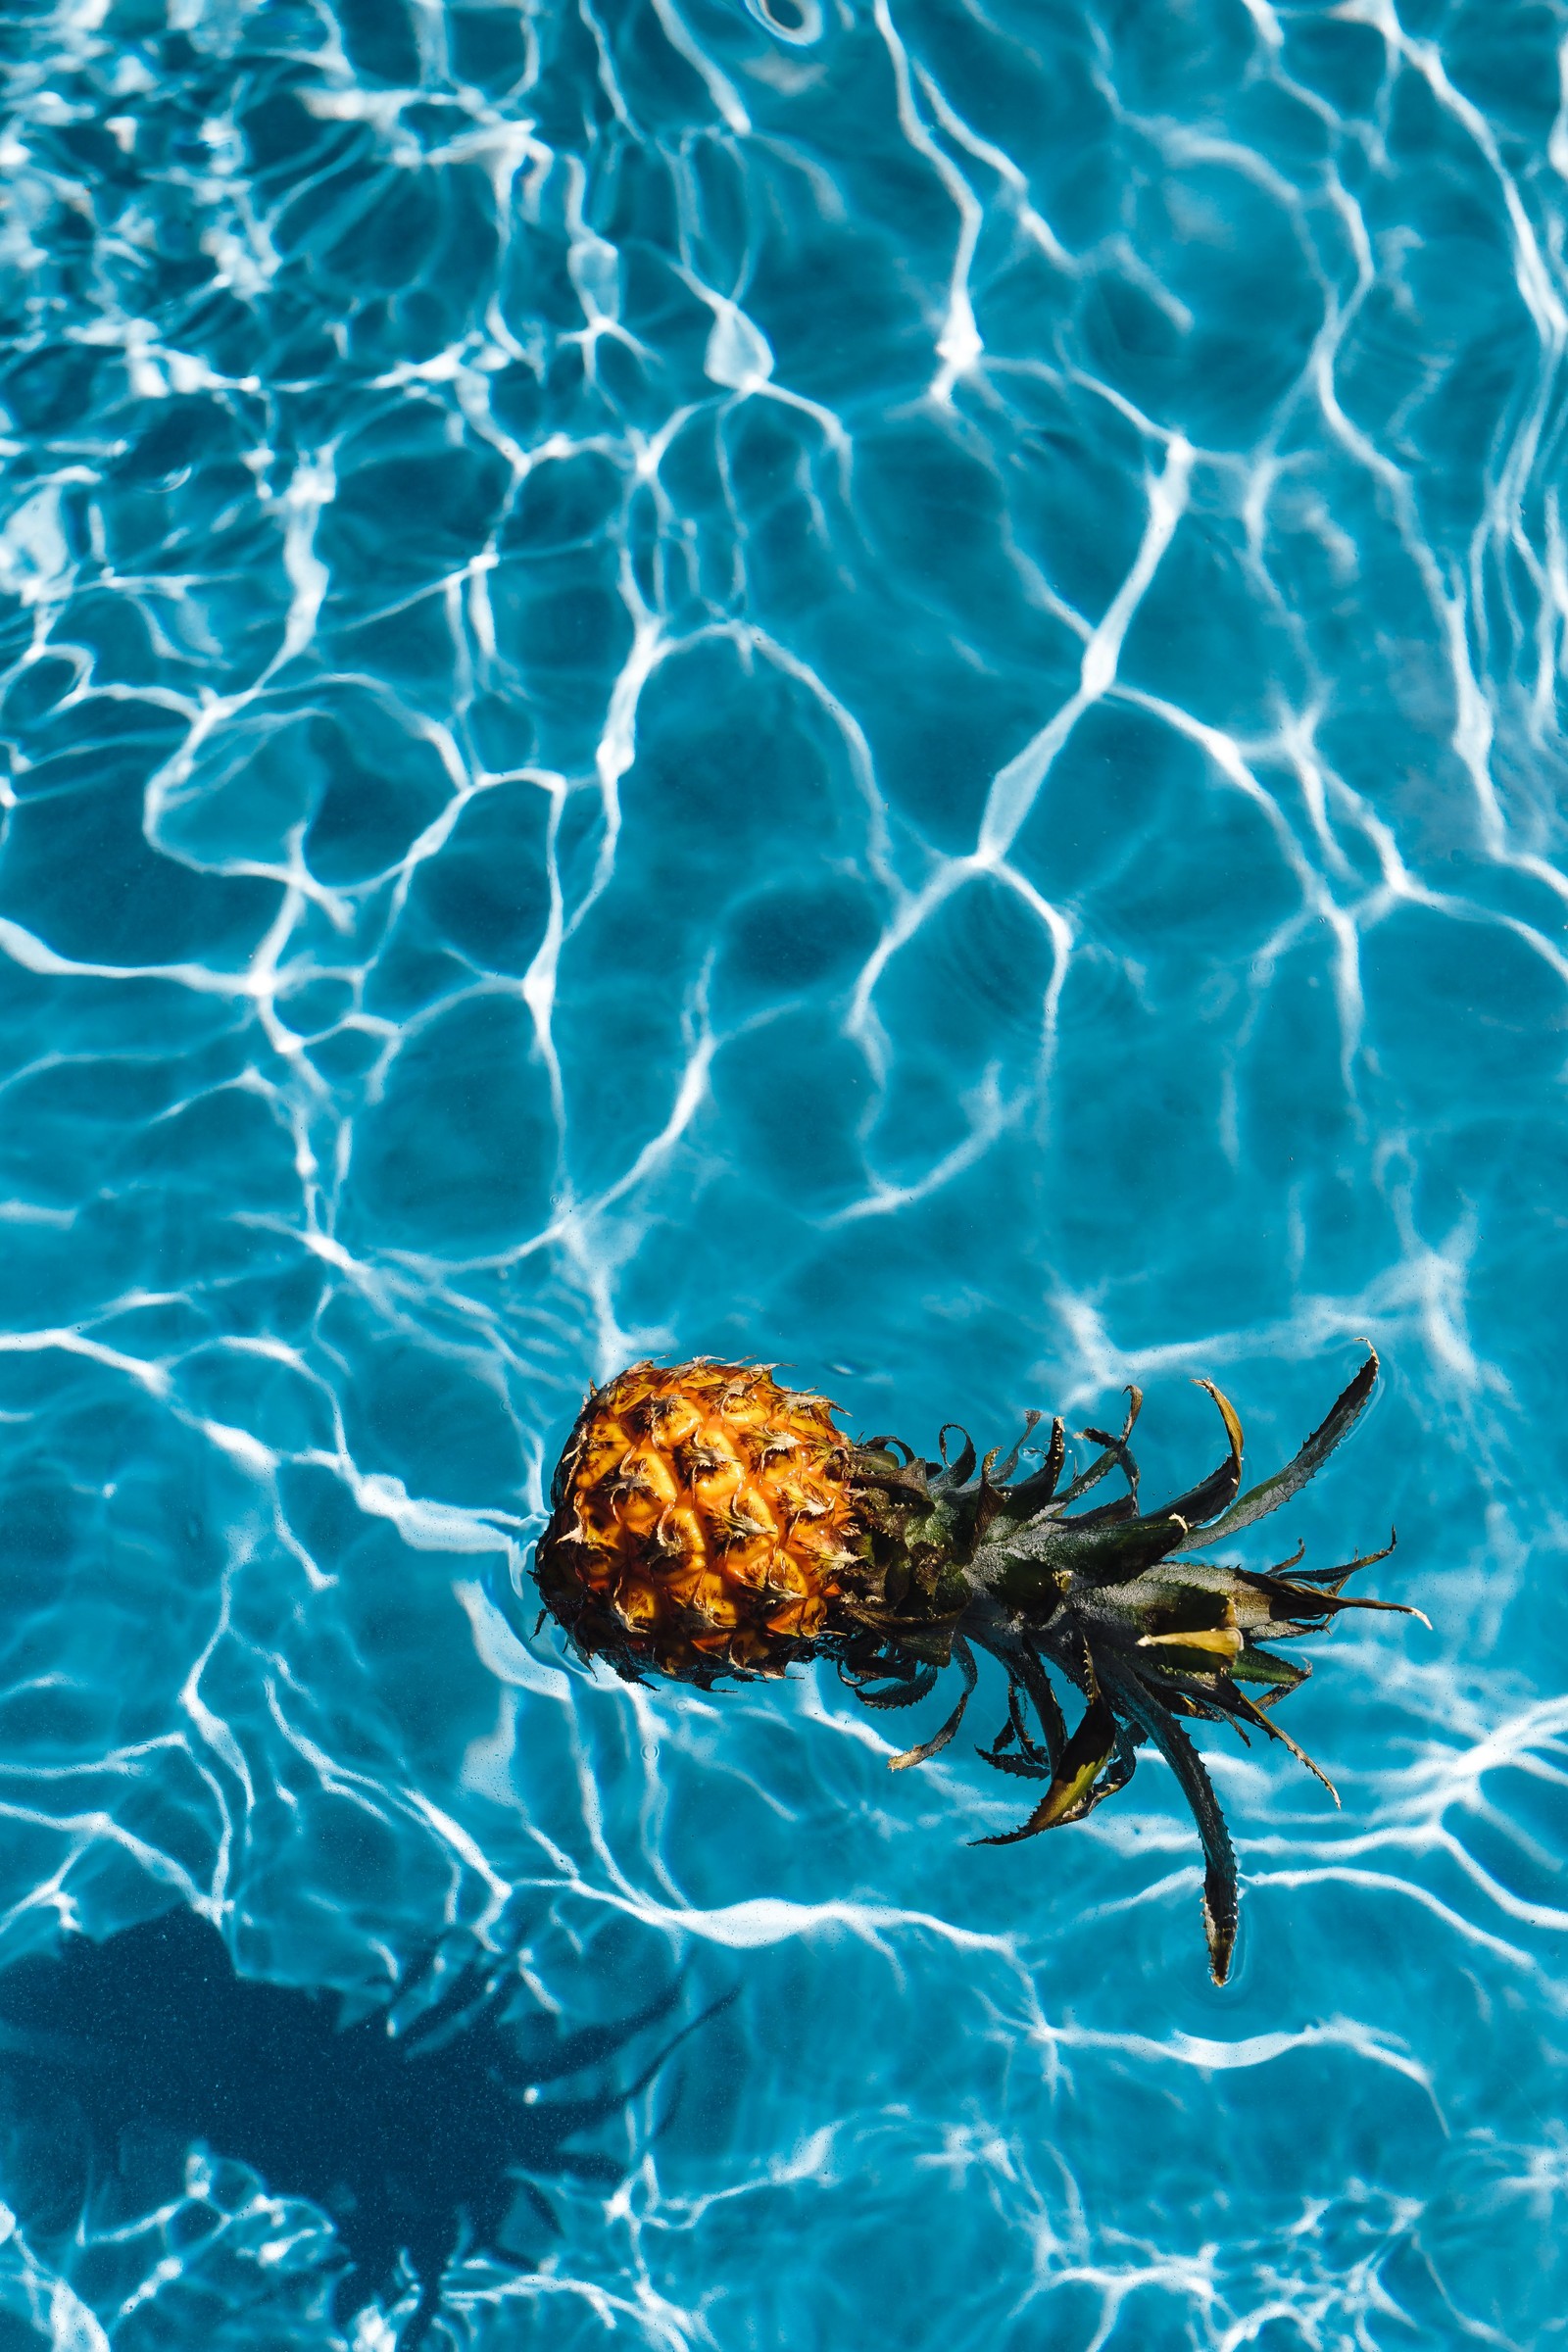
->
[534, 1361, 965, 1688]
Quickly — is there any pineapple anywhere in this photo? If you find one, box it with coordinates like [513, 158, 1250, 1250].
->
[533, 1349, 1421, 1983]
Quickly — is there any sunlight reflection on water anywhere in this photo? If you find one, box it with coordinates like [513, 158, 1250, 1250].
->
[0, 0, 1565, 2342]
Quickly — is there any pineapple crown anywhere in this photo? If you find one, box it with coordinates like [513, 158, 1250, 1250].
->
[829, 1347, 1425, 1984]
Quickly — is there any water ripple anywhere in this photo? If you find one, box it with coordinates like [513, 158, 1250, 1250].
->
[1, 0, 1566, 2343]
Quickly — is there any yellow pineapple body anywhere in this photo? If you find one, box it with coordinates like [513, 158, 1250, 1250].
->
[535, 1361, 861, 1682]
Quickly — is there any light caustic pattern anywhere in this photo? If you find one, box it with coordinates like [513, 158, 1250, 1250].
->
[0, 0, 1566, 2343]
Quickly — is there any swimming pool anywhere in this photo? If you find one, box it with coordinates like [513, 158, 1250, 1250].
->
[0, 1, 1563, 2344]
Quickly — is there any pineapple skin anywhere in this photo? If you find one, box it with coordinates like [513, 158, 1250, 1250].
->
[534, 1360, 884, 1684]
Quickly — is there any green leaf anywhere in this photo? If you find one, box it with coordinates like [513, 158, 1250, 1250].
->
[1200, 1348, 1378, 1543]
[1014, 1508, 1194, 1588]
[1097, 1654, 1240, 1985]
[1158, 1379, 1246, 1531]
[852, 1665, 939, 1711]
[1004, 1417, 1066, 1512]
[1228, 1642, 1309, 1690]
[966, 1628, 1067, 1768]
[888, 1638, 978, 1772]
[970, 1693, 1118, 1844]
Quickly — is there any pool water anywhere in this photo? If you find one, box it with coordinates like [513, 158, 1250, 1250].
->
[1, 0, 1565, 2344]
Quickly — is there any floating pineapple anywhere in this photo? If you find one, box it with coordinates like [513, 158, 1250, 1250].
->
[533, 1349, 1420, 1982]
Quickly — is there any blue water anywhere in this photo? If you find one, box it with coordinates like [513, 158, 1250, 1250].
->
[0, 0, 1565, 2342]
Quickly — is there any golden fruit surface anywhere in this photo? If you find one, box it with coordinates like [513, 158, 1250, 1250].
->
[534, 1360, 859, 1682]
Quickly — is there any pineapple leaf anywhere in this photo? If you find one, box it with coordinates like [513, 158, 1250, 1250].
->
[1052, 1723, 1142, 1822]
[1076, 1389, 1143, 1514]
[888, 1638, 978, 1772]
[1007, 1507, 1194, 1587]
[976, 1741, 1054, 1782]
[1154, 1378, 1246, 1531]
[1199, 1347, 1379, 1543]
[1223, 1683, 1340, 1804]
[969, 1693, 1119, 1844]
[1043, 1440, 1123, 1513]
[1009, 1668, 1059, 1764]
[1004, 1417, 1067, 1512]
[968, 1628, 1068, 1767]
[1228, 1642, 1309, 1690]
[850, 1664, 940, 1711]
[991, 1410, 1045, 1487]
[1071, 1490, 1143, 1529]
[1096, 1655, 1240, 1985]
[929, 1423, 977, 1492]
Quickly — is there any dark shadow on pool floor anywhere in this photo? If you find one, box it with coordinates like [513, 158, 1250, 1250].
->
[0, 1908, 704, 2346]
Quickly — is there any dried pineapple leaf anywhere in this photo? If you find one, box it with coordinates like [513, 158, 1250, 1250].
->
[1200, 1346, 1378, 1544]
[867, 1435, 917, 1466]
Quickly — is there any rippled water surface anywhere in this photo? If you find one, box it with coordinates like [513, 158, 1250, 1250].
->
[1, 0, 1566, 2343]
